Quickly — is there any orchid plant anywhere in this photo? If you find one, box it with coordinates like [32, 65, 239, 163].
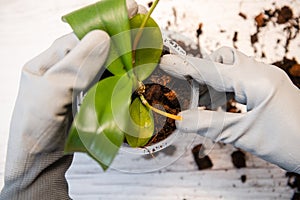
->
[63, 0, 180, 170]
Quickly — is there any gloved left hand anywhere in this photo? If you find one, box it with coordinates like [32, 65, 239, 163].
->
[0, 30, 110, 200]
[0, 1, 147, 199]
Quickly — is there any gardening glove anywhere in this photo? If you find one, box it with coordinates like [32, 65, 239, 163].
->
[0, 30, 110, 200]
[127, 0, 147, 18]
[160, 46, 300, 174]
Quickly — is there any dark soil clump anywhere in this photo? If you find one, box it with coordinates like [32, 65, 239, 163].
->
[251, 5, 299, 55]
[192, 144, 213, 170]
[292, 192, 300, 200]
[286, 172, 300, 198]
[241, 174, 247, 183]
[231, 150, 246, 168]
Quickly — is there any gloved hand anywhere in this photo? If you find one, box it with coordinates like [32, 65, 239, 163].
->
[0, 30, 110, 200]
[160, 46, 300, 174]
[127, 0, 147, 17]
[0, 1, 147, 199]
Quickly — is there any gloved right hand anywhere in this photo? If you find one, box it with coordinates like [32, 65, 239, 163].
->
[160, 47, 300, 173]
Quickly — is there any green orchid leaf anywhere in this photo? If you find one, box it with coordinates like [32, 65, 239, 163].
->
[125, 97, 154, 147]
[62, 0, 132, 72]
[66, 75, 132, 170]
[64, 0, 164, 171]
[105, 42, 128, 76]
[65, 124, 113, 170]
[130, 14, 163, 81]
[65, 124, 86, 153]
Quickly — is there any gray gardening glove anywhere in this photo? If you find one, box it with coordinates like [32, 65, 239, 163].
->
[0, 30, 110, 200]
[0, 1, 146, 199]
[126, 0, 147, 17]
[160, 46, 300, 174]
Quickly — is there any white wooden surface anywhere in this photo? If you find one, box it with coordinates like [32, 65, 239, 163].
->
[67, 136, 293, 200]
[0, 0, 299, 199]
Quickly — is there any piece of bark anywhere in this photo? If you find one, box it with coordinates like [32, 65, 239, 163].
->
[231, 150, 246, 168]
[192, 144, 213, 170]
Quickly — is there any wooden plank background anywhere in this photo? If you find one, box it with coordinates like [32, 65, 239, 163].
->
[0, 0, 299, 199]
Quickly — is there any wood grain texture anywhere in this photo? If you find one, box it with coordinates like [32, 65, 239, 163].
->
[66, 134, 293, 199]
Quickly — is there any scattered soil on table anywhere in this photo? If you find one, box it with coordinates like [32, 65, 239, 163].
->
[232, 31, 238, 48]
[240, 174, 247, 183]
[196, 23, 203, 38]
[286, 172, 300, 199]
[147, 1, 153, 8]
[287, 172, 300, 190]
[163, 4, 299, 199]
[231, 150, 246, 169]
[192, 144, 213, 170]
[251, 5, 299, 55]
[292, 192, 300, 200]
[273, 57, 300, 88]
[238, 12, 247, 20]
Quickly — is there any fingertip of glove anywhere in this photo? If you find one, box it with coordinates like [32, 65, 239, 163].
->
[175, 109, 199, 131]
[161, 54, 203, 81]
[127, 0, 138, 18]
[23, 33, 80, 76]
[206, 46, 235, 65]
[137, 5, 148, 14]
[160, 54, 188, 78]
[175, 108, 210, 134]
[83, 30, 110, 44]
[160, 54, 183, 66]
[80, 30, 110, 55]
[54, 32, 79, 46]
